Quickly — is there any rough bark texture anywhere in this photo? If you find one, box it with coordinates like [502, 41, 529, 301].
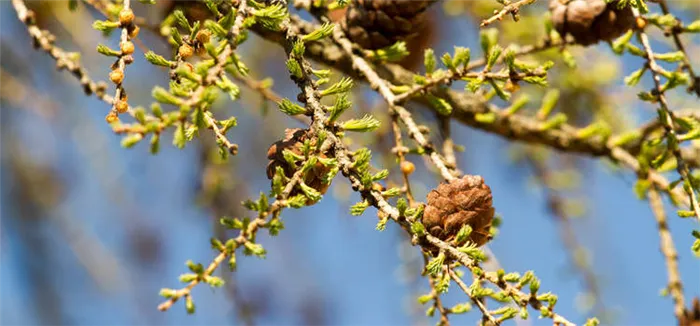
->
[549, 0, 635, 46]
[423, 175, 494, 247]
[266, 128, 332, 204]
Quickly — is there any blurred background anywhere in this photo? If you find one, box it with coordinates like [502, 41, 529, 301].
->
[1, 1, 699, 325]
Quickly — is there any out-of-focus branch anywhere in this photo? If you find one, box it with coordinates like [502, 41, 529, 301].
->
[647, 183, 686, 322]
[526, 151, 605, 314]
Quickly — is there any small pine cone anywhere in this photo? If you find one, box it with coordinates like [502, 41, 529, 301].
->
[549, 0, 635, 46]
[422, 175, 494, 247]
[266, 129, 332, 204]
[340, 0, 437, 50]
[681, 297, 700, 326]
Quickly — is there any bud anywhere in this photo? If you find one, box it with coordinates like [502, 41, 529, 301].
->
[105, 111, 119, 123]
[636, 16, 647, 30]
[400, 161, 415, 175]
[179, 44, 194, 58]
[196, 30, 211, 44]
[115, 100, 129, 113]
[121, 41, 134, 55]
[128, 25, 140, 39]
[119, 8, 135, 26]
[109, 69, 124, 84]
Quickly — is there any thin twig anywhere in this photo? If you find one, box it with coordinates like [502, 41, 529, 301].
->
[448, 268, 500, 325]
[329, 24, 458, 181]
[480, 0, 537, 27]
[654, 0, 700, 96]
[634, 8, 700, 221]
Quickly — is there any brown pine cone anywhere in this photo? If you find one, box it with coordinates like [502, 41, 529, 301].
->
[681, 297, 700, 326]
[340, 0, 438, 50]
[330, 3, 438, 70]
[266, 129, 332, 204]
[549, 0, 635, 46]
[422, 175, 494, 247]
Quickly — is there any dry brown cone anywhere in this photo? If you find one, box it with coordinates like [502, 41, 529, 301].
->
[549, 0, 635, 46]
[329, 2, 438, 70]
[266, 128, 333, 205]
[336, 0, 438, 67]
[422, 175, 495, 248]
[681, 297, 700, 326]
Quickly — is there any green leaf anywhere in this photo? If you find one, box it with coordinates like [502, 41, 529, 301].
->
[172, 10, 191, 30]
[152, 87, 182, 106]
[285, 59, 303, 79]
[368, 41, 409, 62]
[92, 20, 120, 33]
[302, 22, 335, 42]
[480, 28, 498, 56]
[584, 318, 600, 326]
[96, 44, 121, 57]
[121, 134, 144, 148]
[145, 51, 174, 67]
[427, 95, 452, 115]
[341, 115, 381, 132]
[453, 46, 471, 68]
[243, 242, 266, 257]
[425, 252, 445, 276]
[410, 221, 426, 236]
[537, 89, 560, 119]
[424, 49, 437, 74]
[252, 3, 288, 31]
[277, 99, 307, 115]
[686, 20, 700, 32]
[455, 224, 473, 244]
[179, 273, 198, 283]
[173, 123, 186, 149]
[655, 51, 685, 63]
[505, 94, 529, 115]
[612, 30, 634, 54]
[350, 200, 369, 216]
[204, 20, 227, 38]
[540, 113, 567, 131]
[486, 45, 503, 70]
[450, 303, 472, 314]
[329, 93, 351, 122]
[320, 77, 354, 96]
[677, 210, 697, 218]
[417, 294, 433, 305]
[625, 67, 647, 86]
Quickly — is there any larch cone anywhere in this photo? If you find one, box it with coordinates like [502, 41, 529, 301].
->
[549, 0, 635, 46]
[423, 175, 495, 247]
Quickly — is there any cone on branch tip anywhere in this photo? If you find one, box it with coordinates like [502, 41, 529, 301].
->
[266, 128, 332, 205]
[549, 0, 635, 46]
[422, 175, 494, 247]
